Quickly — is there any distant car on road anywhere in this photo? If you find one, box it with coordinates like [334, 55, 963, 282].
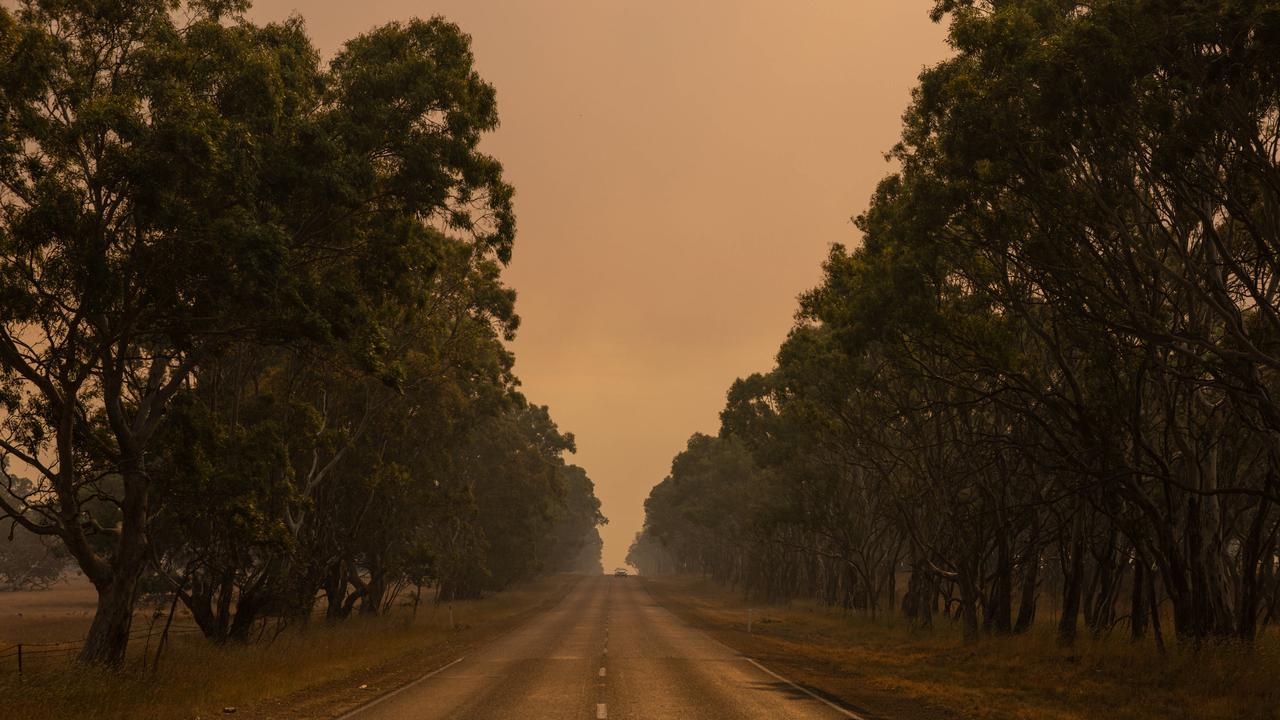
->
[613, 568, 629, 577]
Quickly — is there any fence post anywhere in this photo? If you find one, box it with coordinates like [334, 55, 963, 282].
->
[748, 608, 753, 634]
[17, 644, 22, 675]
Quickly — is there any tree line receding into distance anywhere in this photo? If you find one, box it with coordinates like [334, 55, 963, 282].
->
[0, 0, 605, 667]
[631, 0, 1280, 649]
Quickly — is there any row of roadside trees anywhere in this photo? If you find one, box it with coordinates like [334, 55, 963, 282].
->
[0, 0, 604, 666]
[631, 0, 1280, 649]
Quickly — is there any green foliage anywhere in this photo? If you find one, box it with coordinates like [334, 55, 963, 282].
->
[0, 522, 66, 591]
[640, 0, 1280, 646]
[0, 0, 597, 664]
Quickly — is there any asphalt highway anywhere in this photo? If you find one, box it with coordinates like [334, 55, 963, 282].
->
[345, 574, 859, 720]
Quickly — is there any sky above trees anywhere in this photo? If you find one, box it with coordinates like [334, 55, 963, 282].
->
[247, 0, 951, 568]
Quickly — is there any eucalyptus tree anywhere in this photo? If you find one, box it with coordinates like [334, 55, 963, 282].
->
[0, 522, 64, 590]
[146, 223, 526, 632]
[886, 0, 1280, 642]
[438, 403, 588, 600]
[0, 0, 514, 664]
[627, 530, 676, 576]
[640, 0, 1280, 650]
[545, 464, 608, 575]
[722, 328, 903, 612]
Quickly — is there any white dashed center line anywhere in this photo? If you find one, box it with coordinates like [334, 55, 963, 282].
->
[596, 702, 608, 719]
[598, 666, 606, 677]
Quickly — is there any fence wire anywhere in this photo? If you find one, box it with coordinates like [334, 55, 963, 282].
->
[0, 622, 208, 672]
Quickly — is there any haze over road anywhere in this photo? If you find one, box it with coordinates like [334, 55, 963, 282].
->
[246, 0, 951, 571]
[345, 576, 858, 720]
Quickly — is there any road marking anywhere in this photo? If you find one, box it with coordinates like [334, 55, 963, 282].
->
[743, 657, 866, 720]
[338, 656, 466, 718]
[596, 703, 608, 719]
[598, 666, 606, 677]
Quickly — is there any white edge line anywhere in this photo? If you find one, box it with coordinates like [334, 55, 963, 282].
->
[338, 656, 466, 719]
[743, 657, 866, 720]
[636, 581, 866, 720]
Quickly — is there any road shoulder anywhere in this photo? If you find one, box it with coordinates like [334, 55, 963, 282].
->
[640, 576, 958, 720]
[244, 577, 582, 720]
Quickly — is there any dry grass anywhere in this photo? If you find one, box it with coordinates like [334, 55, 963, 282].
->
[0, 574, 581, 720]
[0, 575, 100, 644]
[644, 575, 1280, 720]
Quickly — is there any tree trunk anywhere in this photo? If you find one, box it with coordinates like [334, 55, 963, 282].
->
[959, 575, 980, 645]
[1089, 533, 1120, 637]
[182, 584, 223, 641]
[324, 560, 349, 620]
[1058, 512, 1086, 647]
[985, 536, 1013, 635]
[1131, 555, 1149, 641]
[1013, 545, 1040, 634]
[77, 465, 150, 666]
[362, 562, 387, 616]
[79, 570, 141, 666]
[1148, 566, 1165, 654]
[228, 596, 261, 642]
[1237, 495, 1272, 641]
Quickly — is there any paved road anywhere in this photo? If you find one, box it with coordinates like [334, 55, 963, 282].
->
[345, 575, 858, 720]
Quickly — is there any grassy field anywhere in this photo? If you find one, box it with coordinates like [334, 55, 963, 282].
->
[0, 574, 581, 720]
[643, 575, 1280, 720]
[0, 575, 100, 646]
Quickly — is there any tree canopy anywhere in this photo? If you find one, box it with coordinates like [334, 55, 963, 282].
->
[635, 0, 1280, 648]
[0, 0, 602, 666]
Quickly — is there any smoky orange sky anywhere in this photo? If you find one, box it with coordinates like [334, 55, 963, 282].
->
[249, 1, 951, 570]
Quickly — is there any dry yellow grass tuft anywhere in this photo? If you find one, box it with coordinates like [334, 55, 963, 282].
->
[0, 574, 580, 720]
[644, 575, 1280, 720]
